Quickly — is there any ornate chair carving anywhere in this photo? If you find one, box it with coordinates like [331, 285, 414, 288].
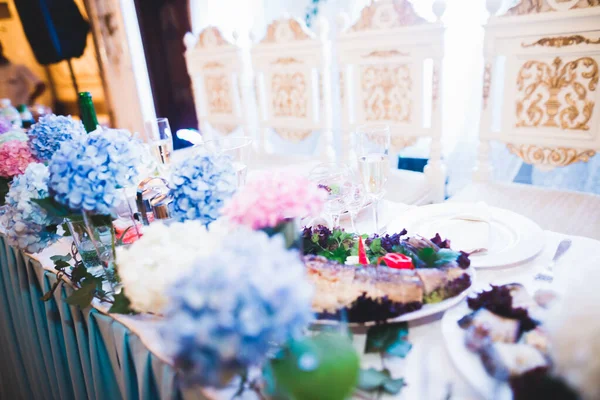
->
[250, 16, 333, 168]
[336, 0, 446, 204]
[184, 27, 248, 139]
[451, 0, 600, 239]
[475, 0, 600, 178]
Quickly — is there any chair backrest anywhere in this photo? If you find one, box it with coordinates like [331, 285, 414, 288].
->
[184, 26, 247, 138]
[475, 0, 600, 180]
[336, 0, 446, 202]
[251, 17, 332, 160]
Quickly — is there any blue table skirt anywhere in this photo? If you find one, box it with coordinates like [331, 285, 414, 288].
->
[0, 235, 204, 400]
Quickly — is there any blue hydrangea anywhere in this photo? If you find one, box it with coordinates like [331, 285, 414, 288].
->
[28, 114, 86, 161]
[160, 230, 314, 387]
[48, 129, 142, 215]
[170, 150, 237, 224]
[0, 163, 63, 253]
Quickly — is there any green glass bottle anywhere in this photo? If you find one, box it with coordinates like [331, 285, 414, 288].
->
[16, 104, 34, 129]
[78, 92, 99, 133]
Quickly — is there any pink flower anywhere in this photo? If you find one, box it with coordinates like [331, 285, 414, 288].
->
[0, 140, 37, 178]
[223, 172, 327, 230]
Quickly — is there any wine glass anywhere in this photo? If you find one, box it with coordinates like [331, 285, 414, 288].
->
[145, 118, 173, 165]
[309, 163, 350, 229]
[203, 137, 253, 187]
[341, 181, 366, 233]
[355, 124, 391, 233]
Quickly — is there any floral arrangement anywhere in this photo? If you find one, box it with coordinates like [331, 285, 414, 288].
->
[0, 140, 37, 178]
[28, 114, 85, 161]
[223, 172, 327, 229]
[47, 129, 143, 215]
[160, 229, 314, 387]
[302, 226, 471, 268]
[0, 129, 28, 145]
[170, 150, 236, 225]
[0, 163, 62, 253]
[116, 221, 228, 314]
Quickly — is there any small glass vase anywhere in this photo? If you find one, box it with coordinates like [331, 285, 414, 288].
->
[66, 211, 119, 273]
[262, 219, 302, 251]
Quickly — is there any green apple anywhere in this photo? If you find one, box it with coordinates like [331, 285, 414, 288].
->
[270, 334, 359, 400]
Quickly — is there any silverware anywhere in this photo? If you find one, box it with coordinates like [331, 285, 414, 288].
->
[468, 248, 488, 255]
[535, 239, 572, 282]
[548, 239, 572, 271]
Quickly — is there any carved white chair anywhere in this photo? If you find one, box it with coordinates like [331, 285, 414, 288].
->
[450, 0, 600, 240]
[250, 16, 333, 172]
[336, 0, 446, 204]
[184, 26, 248, 140]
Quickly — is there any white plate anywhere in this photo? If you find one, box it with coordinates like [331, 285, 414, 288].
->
[442, 294, 512, 399]
[387, 203, 545, 269]
[313, 267, 476, 327]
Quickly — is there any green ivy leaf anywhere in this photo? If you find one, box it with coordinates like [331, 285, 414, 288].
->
[382, 377, 406, 395]
[31, 197, 74, 218]
[51, 254, 72, 272]
[65, 280, 97, 308]
[386, 339, 413, 358]
[41, 280, 63, 302]
[357, 368, 389, 391]
[108, 290, 137, 314]
[70, 263, 87, 284]
[53, 260, 70, 271]
[357, 368, 406, 395]
[365, 322, 411, 358]
[50, 254, 72, 263]
[0, 176, 11, 206]
[61, 222, 72, 236]
[45, 224, 58, 234]
[70, 262, 96, 285]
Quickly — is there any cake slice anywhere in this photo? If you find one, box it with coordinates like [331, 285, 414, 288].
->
[416, 266, 471, 304]
[459, 308, 520, 343]
[305, 256, 425, 322]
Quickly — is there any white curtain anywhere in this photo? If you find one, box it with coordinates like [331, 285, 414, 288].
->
[532, 155, 600, 194]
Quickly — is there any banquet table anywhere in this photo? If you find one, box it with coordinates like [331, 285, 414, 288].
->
[1, 208, 599, 400]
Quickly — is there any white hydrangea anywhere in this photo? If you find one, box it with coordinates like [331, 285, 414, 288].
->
[0, 163, 62, 253]
[116, 220, 228, 314]
[547, 260, 600, 400]
[0, 129, 28, 145]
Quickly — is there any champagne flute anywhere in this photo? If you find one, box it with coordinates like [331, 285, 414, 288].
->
[203, 137, 253, 187]
[145, 118, 174, 166]
[355, 124, 391, 233]
[309, 163, 350, 229]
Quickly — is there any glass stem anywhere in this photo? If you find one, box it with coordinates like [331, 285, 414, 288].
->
[349, 212, 358, 233]
[332, 214, 340, 229]
[372, 199, 380, 234]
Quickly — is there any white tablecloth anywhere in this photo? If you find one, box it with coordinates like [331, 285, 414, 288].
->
[30, 212, 600, 400]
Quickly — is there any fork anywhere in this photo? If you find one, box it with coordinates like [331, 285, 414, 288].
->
[534, 239, 572, 282]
